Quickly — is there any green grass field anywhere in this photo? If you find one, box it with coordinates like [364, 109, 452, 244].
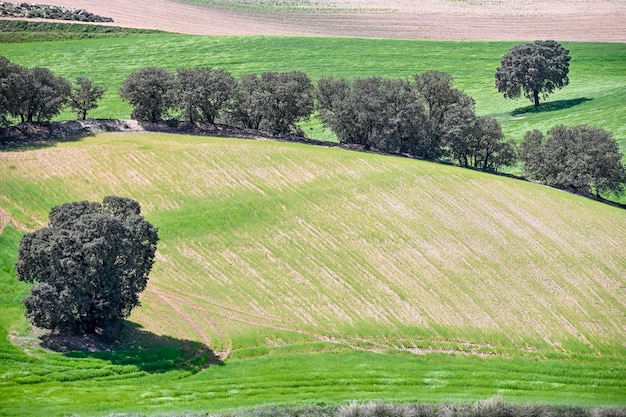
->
[1, 29, 624, 150]
[1, 23, 626, 416]
[1, 133, 625, 416]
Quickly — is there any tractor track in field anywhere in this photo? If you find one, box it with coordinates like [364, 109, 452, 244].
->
[152, 288, 232, 361]
[150, 287, 394, 354]
[149, 287, 521, 357]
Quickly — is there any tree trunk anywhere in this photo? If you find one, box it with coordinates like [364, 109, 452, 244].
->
[533, 90, 540, 108]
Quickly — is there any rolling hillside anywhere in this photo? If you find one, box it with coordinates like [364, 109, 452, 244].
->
[2, 133, 624, 357]
[2, 1, 626, 414]
[1, 133, 625, 415]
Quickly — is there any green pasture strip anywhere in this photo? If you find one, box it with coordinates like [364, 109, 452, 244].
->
[0, 20, 162, 43]
[1, 347, 625, 416]
[0, 34, 624, 149]
[0, 226, 29, 341]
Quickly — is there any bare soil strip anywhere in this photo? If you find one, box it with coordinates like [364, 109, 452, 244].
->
[14, 0, 626, 42]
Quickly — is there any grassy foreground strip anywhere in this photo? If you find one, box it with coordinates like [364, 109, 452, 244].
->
[1, 133, 625, 415]
[0, 32, 624, 148]
[1, 338, 625, 415]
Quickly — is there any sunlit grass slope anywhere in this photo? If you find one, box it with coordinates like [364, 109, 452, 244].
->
[1, 133, 625, 415]
[1, 133, 624, 357]
[0, 35, 624, 148]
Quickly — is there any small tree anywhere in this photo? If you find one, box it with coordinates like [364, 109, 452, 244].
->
[316, 76, 367, 146]
[69, 76, 106, 120]
[413, 70, 474, 138]
[413, 71, 476, 160]
[263, 71, 314, 134]
[119, 67, 177, 123]
[442, 105, 479, 167]
[495, 40, 571, 108]
[519, 129, 546, 178]
[176, 67, 235, 123]
[16, 196, 159, 340]
[447, 115, 517, 170]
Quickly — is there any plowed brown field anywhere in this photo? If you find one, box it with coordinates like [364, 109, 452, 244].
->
[22, 0, 626, 42]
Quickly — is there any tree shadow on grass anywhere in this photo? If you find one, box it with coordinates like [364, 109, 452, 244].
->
[42, 321, 222, 373]
[511, 97, 592, 116]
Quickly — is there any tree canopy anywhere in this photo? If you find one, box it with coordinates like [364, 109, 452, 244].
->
[519, 124, 626, 196]
[119, 67, 177, 123]
[0, 58, 71, 124]
[69, 76, 107, 120]
[495, 40, 571, 108]
[16, 196, 159, 339]
[316, 71, 516, 171]
[231, 71, 314, 134]
[176, 66, 235, 123]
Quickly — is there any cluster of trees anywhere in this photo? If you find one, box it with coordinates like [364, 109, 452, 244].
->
[317, 71, 517, 170]
[119, 67, 515, 170]
[119, 66, 314, 134]
[2, 39, 625, 198]
[520, 124, 625, 196]
[0, 56, 106, 125]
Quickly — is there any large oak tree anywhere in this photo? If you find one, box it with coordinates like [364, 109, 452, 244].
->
[495, 40, 571, 108]
[16, 196, 159, 340]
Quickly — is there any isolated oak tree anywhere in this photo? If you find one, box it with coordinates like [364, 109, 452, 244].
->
[495, 40, 571, 108]
[69, 76, 106, 120]
[16, 196, 159, 340]
[119, 67, 177, 123]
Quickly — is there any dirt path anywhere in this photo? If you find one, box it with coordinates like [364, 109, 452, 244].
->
[18, 0, 626, 42]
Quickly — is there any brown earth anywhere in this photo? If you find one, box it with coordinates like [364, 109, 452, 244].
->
[16, 0, 626, 42]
